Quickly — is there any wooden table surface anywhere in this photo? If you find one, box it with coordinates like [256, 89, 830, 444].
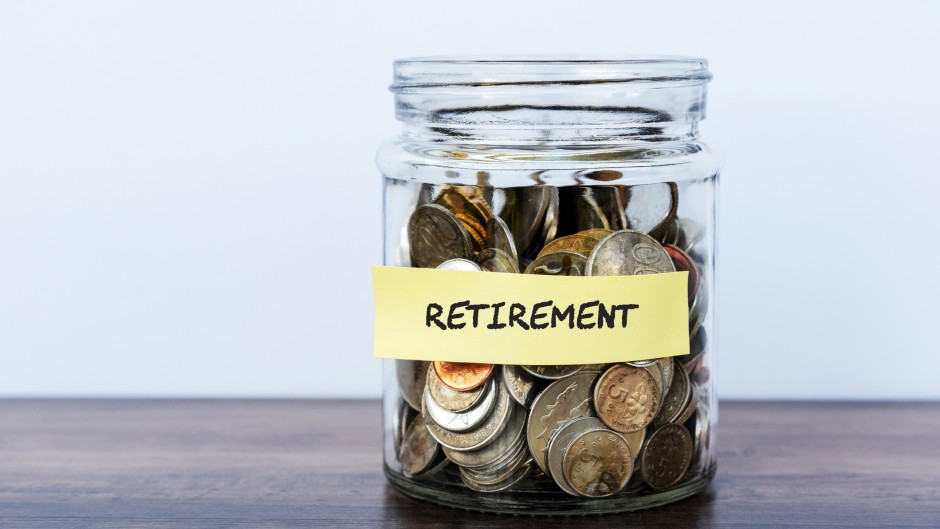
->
[1, 400, 938, 528]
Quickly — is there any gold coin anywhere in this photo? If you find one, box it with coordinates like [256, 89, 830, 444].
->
[536, 234, 600, 259]
[593, 364, 662, 433]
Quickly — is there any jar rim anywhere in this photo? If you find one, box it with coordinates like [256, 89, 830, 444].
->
[391, 55, 711, 93]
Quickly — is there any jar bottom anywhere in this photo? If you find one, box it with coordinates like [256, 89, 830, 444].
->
[384, 463, 716, 516]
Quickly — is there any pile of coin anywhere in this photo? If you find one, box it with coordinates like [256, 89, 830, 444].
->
[394, 183, 711, 497]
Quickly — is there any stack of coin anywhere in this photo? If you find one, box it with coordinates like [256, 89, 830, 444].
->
[395, 182, 712, 496]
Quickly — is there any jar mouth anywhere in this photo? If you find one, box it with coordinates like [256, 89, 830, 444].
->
[391, 56, 711, 93]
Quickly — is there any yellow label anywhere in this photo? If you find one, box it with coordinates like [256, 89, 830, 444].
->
[372, 266, 690, 365]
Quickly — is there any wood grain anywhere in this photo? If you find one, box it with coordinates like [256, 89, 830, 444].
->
[1, 400, 938, 528]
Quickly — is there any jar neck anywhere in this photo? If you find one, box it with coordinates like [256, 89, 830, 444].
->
[391, 58, 711, 146]
[400, 119, 701, 145]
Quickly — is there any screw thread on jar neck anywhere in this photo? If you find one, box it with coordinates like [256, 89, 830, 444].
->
[391, 57, 711, 146]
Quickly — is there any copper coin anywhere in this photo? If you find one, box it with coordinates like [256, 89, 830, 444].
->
[664, 243, 700, 302]
[432, 361, 495, 392]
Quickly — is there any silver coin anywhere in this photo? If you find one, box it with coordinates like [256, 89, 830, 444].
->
[626, 359, 657, 368]
[655, 360, 691, 427]
[523, 251, 587, 276]
[396, 360, 430, 411]
[460, 441, 530, 484]
[408, 204, 475, 269]
[392, 399, 415, 452]
[423, 378, 497, 433]
[425, 364, 487, 413]
[474, 248, 520, 273]
[658, 356, 675, 395]
[459, 428, 528, 476]
[689, 279, 708, 336]
[486, 216, 519, 266]
[399, 413, 440, 478]
[520, 364, 583, 380]
[526, 372, 598, 473]
[502, 365, 537, 407]
[459, 460, 532, 493]
[500, 186, 552, 256]
[436, 258, 483, 272]
[674, 381, 699, 426]
[547, 416, 606, 496]
[441, 400, 526, 469]
[690, 401, 711, 471]
[624, 182, 678, 240]
[586, 230, 676, 276]
[423, 381, 514, 452]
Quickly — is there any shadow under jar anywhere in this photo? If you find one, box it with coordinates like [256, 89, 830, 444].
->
[378, 57, 721, 515]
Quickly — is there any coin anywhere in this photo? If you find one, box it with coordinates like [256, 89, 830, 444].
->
[526, 372, 598, 473]
[408, 453, 450, 481]
[434, 185, 494, 251]
[586, 230, 676, 276]
[664, 243, 700, 303]
[641, 423, 692, 490]
[686, 325, 707, 363]
[624, 182, 678, 240]
[502, 364, 537, 407]
[501, 186, 552, 256]
[520, 364, 582, 380]
[408, 204, 474, 268]
[423, 378, 497, 433]
[546, 416, 605, 496]
[655, 360, 691, 427]
[578, 228, 614, 240]
[562, 427, 633, 497]
[524, 251, 587, 276]
[689, 403, 711, 470]
[423, 382, 514, 452]
[436, 258, 483, 272]
[474, 248, 520, 273]
[460, 461, 532, 493]
[594, 364, 662, 433]
[433, 361, 495, 391]
[674, 382, 698, 426]
[426, 364, 488, 413]
[400, 413, 440, 478]
[486, 216, 519, 265]
[441, 400, 526, 468]
[536, 234, 600, 259]
[657, 356, 675, 396]
[396, 360, 430, 411]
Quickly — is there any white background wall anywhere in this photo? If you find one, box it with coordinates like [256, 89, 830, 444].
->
[1, 1, 938, 399]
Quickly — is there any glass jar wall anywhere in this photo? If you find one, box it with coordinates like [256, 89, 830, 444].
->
[377, 57, 721, 515]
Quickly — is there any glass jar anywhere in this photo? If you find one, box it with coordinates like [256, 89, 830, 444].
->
[377, 57, 720, 515]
